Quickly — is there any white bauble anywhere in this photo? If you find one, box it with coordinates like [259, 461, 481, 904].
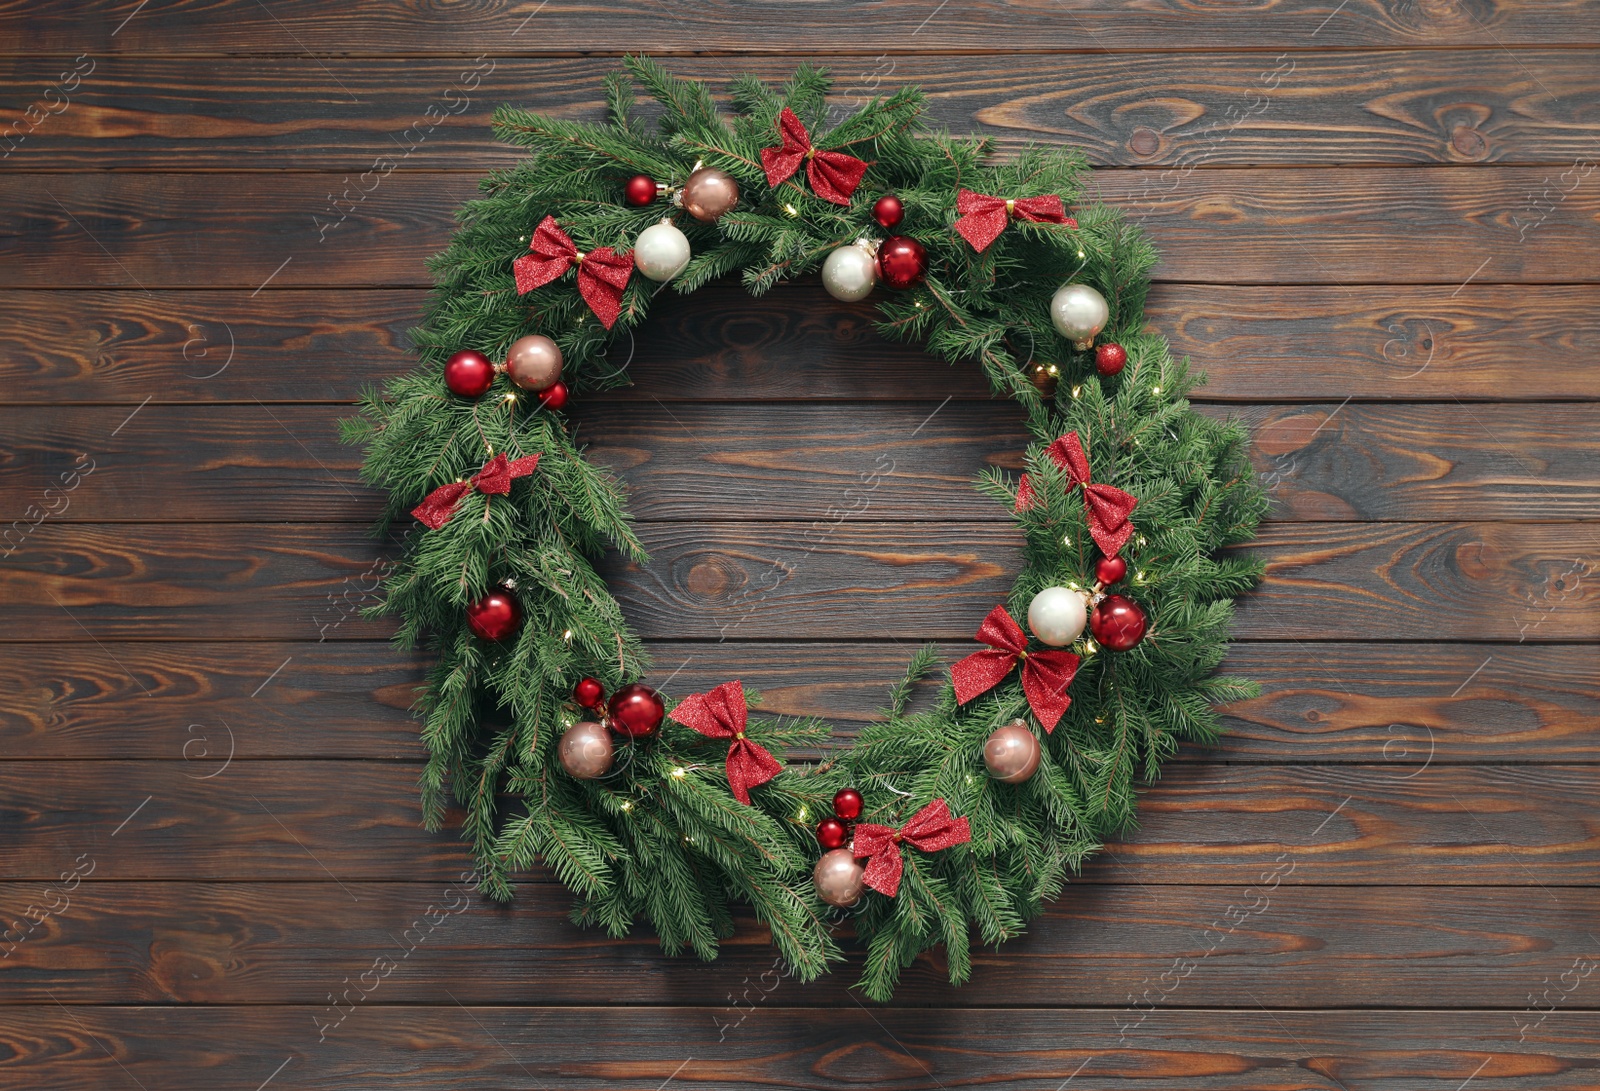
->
[1028, 586, 1088, 646]
[633, 220, 692, 282]
[822, 242, 878, 302]
[1050, 283, 1110, 349]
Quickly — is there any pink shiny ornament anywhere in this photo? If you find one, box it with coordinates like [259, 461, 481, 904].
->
[1090, 593, 1148, 651]
[607, 683, 664, 738]
[813, 847, 866, 908]
[983, 719, 1041, 784]
[505, 334, 563, 392]
[680, 167, 739, 222]
[558, 721, 614, 779]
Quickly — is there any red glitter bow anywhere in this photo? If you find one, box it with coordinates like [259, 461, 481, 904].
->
[950, 604, 1082, 733]
[759, 107, 869, 206]
[953, 188, 1075, 253]
[512, 215, 633, 329]
[411, 452, 540, 530]
[1015, 431, 1138, 558]
[851, 798, 972, 898]
[668, 679, 783, 805]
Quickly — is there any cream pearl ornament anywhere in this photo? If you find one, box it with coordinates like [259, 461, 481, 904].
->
[557, 721, 614, 780]
[1028, 586, 1088, 646]
[822, 240, 878, 302]
[813, 847, 866, 908]
[984, 719, 1042, 784]
[1050, 283, 1110, 350]
[633, 220, 691, 283]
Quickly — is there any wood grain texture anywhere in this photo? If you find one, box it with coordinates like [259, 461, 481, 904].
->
[4, 168, 1595, 289]
[4, 0, 1596, 52]
[1, 521, 1594, 641]
[4, 882, 1596, 1007]
[2, 283, 1596, 405]
[5, 1007, 1598, 1091]
[0, 761, 1595, 884]
[6, 641, 1595, 762]
[4, 51, 1598, 169]
[4, 401, 1595, 523]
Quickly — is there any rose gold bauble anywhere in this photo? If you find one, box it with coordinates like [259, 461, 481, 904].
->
[558, 721, 614, 780]
[505, 334, 563, 392]
[813, 848, 866, 908]
[680, 167, 739, 222]
[983, 719, 1042, 784]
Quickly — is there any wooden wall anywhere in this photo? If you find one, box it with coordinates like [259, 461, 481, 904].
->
[1, 2, 1597, 1088]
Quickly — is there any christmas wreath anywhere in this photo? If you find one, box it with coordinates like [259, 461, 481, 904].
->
[345, 58, 1266, 1001]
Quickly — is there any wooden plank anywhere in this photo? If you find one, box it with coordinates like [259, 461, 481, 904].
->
[6, 1008, 1600, 1091]
[5, 51, 1599, 170]
[0, 760, 1595, 884]
[4, 882, 1597, 1008]
[0, 521, 1594, 642]
[2, 283, 1596, 405]
[4, 402, 1596, 523]
[3, 169, 1595, 289]
[4, 0, 1596, 53]
[7, 641, 1594, 763]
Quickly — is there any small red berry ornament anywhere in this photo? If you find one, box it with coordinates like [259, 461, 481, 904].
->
[1090, 593, 1147, 651]
[1095, 555, 1128, 586]
[608, 682, 665, 738]
[1095, 342, 1128, 377]
[871, 194, 904, 229]
[537, 381, 569, 411]
[816, 817, 848, 850]
[573, 677, 605, 708]
[466, 586, 522, 641]
[832, 787, 864, 821]
[444, 350, 496, 397]
[876, 236, 927, 289]
[623, 174, 658, 207]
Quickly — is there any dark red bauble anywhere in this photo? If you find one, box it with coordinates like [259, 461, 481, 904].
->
[573, 676, 605, 708]
[1095, 342, 1128, 377]
[623, 174, 658, 207]
[1090, 593, 1148, 651]
[871, 194, 904, 229]
[876, 236, 927, 290]
[607, 682, 665, 738]
[444, 350, 496, 398]
[466, 587, 522, 641]
[537, 380, 569, 411]
[832, 787, 864, 821]
[816, 817, 848, 850]
[1095, 555, 1128, 586]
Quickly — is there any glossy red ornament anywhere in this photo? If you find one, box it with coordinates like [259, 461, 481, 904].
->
[1095, 342, 1127, 377]
[876, 235, 927, 290]
[573, 676, 605, 708]
[832, 787, 863, 821]
[816, 817, 848, 849]
[607, 682, 665, 738]
[444, 350, 496, 397]
[871, 194, 904, 229]
[1090, 593, 1147, 651]
[623, 174, 658, 207]
[537, 380, 569, 411]
[1095, 555, 1127, 586]
[466, 586, 522, 641]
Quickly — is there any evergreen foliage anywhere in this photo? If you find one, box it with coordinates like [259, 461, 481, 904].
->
[345, 57, 1266, 1000]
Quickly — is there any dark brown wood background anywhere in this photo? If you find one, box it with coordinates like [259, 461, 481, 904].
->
[3, 2, 1598, 1088]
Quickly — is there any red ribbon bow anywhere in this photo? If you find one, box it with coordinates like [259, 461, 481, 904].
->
[951, 605, 1082, 732]
[411, 452, 540, 530]
[512, 215, 633, 329]
[759, 107, 869, 206]
[851, 798, 971, 898]
[1015, 431, 1138, 558]
[668, 680, 783, 805]
[953, 188, 1076, 253]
